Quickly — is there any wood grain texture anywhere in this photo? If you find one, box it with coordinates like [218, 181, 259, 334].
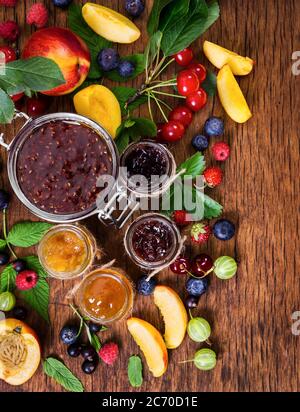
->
[0, 0, 300, 392]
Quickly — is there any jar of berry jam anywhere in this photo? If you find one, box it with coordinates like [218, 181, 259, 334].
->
[124, 213, 182, 270]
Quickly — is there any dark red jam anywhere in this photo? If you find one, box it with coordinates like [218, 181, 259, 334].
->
[131, 219, 174, 263]
[17, 120, 113, 214]
[124, 143, 168, 183]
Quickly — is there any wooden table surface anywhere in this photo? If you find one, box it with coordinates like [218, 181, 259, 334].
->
[0, 0, 299, 393]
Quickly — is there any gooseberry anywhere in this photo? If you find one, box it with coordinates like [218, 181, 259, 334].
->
[0, 291, 16, 312]
[214, 256, 237, 280]
[187, 317, 211, 343]
[194, 348, 217, 371]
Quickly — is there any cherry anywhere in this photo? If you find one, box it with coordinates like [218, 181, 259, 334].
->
[174, 48, 194, 67]
[168, 105, 193, 128]
[169, 256, 191, 275]
[186, 88, 207, 112]
[191, 254, 214, 277]
[188, 62, 207, 83]
[161, 120, 185, 142]
[0, 46, 16, 63]
[11, 92, 24, 103]
[26, 95, 49, 117]
[177, 70, 200, 97]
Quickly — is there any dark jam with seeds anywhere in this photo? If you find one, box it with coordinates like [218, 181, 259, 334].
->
[132, 219, 174, 263]
[17, 120, 113, 214]
[125, 144, 168, 183]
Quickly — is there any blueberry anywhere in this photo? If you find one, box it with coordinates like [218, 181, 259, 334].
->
[185, 295, 199, 309]
[118, 60, 135, 78]
[82, 359, 98, 375]
[59, 325, 79, 345]
[136, 275, 156, 296]
[12, 259, 26, 273]
[125, 0, 145, 18]
[52, 0, 73, 8]
[204, 117, 224, 137]
[97, 48, 120, 72]
[213, 219, 235, 241]
[67, 342, 81, 358]
[0, 252, 9, 266]
[88, 322, 101, 334]
[0, 190, 9, 210]
[192, 134, 209, 151]
[81, 345, 97, 361]
[186, 277, 208, 297]
[11, 306, 27, 320]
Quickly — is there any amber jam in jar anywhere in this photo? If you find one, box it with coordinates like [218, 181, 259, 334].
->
[38, 224, 96, 279]
[124, 213, 182, 270]
[78, 268, 134, 324]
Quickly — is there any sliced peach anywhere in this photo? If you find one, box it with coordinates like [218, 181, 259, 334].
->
[153, 286, 188, 349]
[217, 64, 252, 123]
[0, 319, 41, 386]
[203, 41, 254, 76]
[73, 84, 121, 138]
[82, 3, 141, 44]
[127, 317, 168, 378]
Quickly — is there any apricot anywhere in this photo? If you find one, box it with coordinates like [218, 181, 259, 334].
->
[73, 85, 121, 138]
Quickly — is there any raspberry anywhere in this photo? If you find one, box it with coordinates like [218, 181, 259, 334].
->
[212, 141, 230, 161]
[172, 210, 190, 227]
[15, 270, 38, 291]
[26, 3, 48, 29]
[0, 21, 20, 41]
[0, 0, 18, 6]
[0, 46, 16, 63]
[190, 223, 211, 244]
[98, 342, 119, 365]
[203, 167, 223, 188]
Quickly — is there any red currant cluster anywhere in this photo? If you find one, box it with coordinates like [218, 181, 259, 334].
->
[157, 48, 208, 143]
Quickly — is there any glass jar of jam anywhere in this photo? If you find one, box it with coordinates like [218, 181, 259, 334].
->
[77, 268, 134, 324]
[38, 224, 96, 280]
[124, 213, 182, 270]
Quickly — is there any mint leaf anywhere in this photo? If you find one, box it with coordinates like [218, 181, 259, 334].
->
[103, 54, 145, 82]
[43, 358, 84, 393]
[0, 239, 7, 250]
[203, 193, 223, 218]
[112, 86, 147, 115]
[148, 0, 174, 34]
[7, 221, 52, 247]
[115, 117, 157, 153]
[0, 89, 14, 124]
[128, 355, 143, 388]
[19, 277, 50, 322]
[0, 265, 16, 293]
[202, 71, 217, 96]
[177, 152, 206, 177]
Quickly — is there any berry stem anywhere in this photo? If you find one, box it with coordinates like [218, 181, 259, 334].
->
[152, 57, 175, 81]
[150, 92, 168, 122]
[151, 90, 185, 99]
[2, 209, 17, 260]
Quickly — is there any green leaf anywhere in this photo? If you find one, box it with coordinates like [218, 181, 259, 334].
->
[0, 239, 7, 250]
[144, 31, 163, 73]
[128, 355, 143, 388]
[148, 0, 174, 34]
[0, 265, 16, 293]
[159, 0, 190, 33]
[115, 117, 157, 154]
[112, 86, 147, 115]
[203, 193, 223, 218]
[68, 3, 111, 80]
[0, 89, 14, 124]
[177, 152, 206, 177]
[23, 255, 48, 278]
[103, 54, 145, 82]
[86, 326, 102, 352]
[19, 277, 50, 322]
[7, 221, 52, 247]
[115, 132, 130, 154]
[201, 71, 217, 96]
[200, 0, 220, 33]
[43, 358, 84, 393]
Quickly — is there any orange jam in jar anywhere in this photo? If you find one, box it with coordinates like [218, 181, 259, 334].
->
[38, 224, 96, 279]
[78, 268, 134, 324]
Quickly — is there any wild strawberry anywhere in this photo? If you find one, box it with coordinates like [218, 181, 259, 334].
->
[212, 141, 230, 161]
[172, 210, 190, 226]
[0, 21, 20, 41]
[203, 167, 223, 188]
[98, 342, 119, 365]
[190, 223, 211, 244]
[26, 3, 48, 28]
[15, 270, 38, 291]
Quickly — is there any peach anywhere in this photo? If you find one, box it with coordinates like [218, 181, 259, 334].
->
[0, 318, 41, 386]
[22, 28, 91, 96]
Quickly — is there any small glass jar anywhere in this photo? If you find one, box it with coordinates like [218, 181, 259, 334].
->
[77, 267, 134, 324]
[38, 224, 96, 280]
[124, 213, 182, 271]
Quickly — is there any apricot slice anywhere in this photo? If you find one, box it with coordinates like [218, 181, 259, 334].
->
[73, 85, 121, 138]
[82, 3, 141, 44]
[0, 319, 41, 386]
[217, 64, 252, 123]
[127, 317, 168, 378]
[153, 286, 188, 349]
[203, 41, 254, 76]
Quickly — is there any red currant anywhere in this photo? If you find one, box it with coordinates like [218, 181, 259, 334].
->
[186, 88, 207, 112]
[174, 48, 194, 67]
[170, 256, 191, 275]
[188, 62, 207, 83]
[0, 46, 16, 63]
[161, 120, 185, 142]
[191, 254, 213, 277]
[177, 70, 200, 97]
[26, 95, 49, 117]
[168, 105, 193, 128]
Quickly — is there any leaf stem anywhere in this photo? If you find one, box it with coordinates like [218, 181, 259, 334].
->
[152, 57, 175, 81]
[147, 92, 154, 121]
[150, 92, 168, 122]
[2, 209, 17, 259]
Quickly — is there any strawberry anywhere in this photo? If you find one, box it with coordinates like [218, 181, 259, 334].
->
[203, 166, 223, 188]
[172, 210, 190, 226]
[190, 223, 211, 244]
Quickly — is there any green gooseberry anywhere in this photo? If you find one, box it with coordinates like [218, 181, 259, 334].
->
[0, 291, 16, 312]
[214, 256, 237, 280]
[187, 317, 211, 343]
[194, 348, 217, 371]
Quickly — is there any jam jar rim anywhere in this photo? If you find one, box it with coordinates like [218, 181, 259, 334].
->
[6, 112, 119, 223]
[124, 212, 182, 270]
